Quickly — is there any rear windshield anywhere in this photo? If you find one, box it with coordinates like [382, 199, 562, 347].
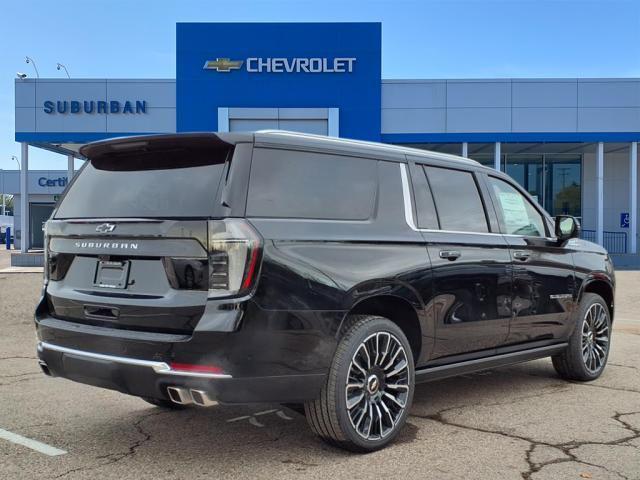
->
[55, 147, 230, 219]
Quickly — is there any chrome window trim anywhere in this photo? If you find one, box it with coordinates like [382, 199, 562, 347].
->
[399, 163, 558, 241]
[37, 341, 232, 379]
[399, 162, 419, 231]
[399, 163, 502, 237]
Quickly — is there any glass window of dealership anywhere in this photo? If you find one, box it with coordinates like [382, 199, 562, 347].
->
[11, 22, 640, 261]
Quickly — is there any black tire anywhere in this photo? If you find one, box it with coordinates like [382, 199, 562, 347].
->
[552, 293, 611, 381]
[141, 396, 190, 410]
[304, 315, 415, 452]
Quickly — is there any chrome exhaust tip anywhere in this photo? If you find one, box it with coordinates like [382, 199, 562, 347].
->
[167, 386, 193, 405]
[190, 389, 216, 407]
[38, 360, 52, 377]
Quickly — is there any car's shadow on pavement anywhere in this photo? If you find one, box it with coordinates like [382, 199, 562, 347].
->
[68, 359, 565, 466]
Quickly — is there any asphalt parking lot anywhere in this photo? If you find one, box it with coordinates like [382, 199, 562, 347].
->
[1, 268, 639, 480]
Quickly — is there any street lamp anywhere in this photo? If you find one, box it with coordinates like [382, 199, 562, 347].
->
[1, 169, 4, 216]
[56, 63, 70, 78]
[25, 56, 39, 78]
[5, 156, 20, 216]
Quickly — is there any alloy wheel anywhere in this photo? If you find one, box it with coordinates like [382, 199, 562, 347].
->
[581, 303, 610, 373]
[345, 332, 410, 440]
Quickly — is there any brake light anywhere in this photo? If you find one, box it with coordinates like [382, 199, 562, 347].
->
[207, 219, 262, 298]
[47, 253, 74, 281]
[43, 223, 49, 285]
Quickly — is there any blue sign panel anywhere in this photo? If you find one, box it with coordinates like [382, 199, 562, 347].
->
[176, 23, 382, 141]
[621, 212, 629, 228]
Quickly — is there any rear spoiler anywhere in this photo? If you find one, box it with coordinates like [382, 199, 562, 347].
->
[79, 132, 253, 160]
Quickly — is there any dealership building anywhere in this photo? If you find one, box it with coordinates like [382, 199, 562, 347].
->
[12, 22, 640, 260]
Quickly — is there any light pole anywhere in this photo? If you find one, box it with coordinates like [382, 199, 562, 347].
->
[1, 169, 4, 216]
[56, 63, 70, 78]
[25, 56, 39, 78]
[9, 155, 20, 216]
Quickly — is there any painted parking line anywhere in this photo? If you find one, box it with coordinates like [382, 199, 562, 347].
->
[0, 428, 67, 456]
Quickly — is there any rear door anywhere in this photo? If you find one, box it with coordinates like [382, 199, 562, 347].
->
[409, 159, 512, 359]
[482, 174, 576, 344]
[44, 136, 248, 335]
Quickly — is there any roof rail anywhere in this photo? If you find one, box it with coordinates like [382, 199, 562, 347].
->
[255, 130, 481, 166]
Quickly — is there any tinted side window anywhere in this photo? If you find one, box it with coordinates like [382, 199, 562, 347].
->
[488, 176, 546, 237]
[411, 165, 439, 229]
[423, 166, 489, 233]
[247, 148, 377, 220]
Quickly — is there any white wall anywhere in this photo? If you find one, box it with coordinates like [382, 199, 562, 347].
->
[382, 79, 640, 134]
[582, 148, 637, 248]
[222, 107, 336, 136]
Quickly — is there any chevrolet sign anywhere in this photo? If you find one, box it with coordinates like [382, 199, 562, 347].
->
[203, 58, 244, 72]
[204, 57, 356, 73]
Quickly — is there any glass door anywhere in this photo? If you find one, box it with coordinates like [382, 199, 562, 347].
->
[504, 153, 581, 221]
[544, 155, 582, 219]
[30, 203, 55, 249]
[504, 155, 544, 205]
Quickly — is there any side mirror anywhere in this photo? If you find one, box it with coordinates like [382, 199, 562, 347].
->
[555, 215, 580, 241]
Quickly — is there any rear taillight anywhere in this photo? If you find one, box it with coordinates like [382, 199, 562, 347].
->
[47, 253, 73, 281]
[43, 222, 50, 285]
[207, 219, 262, 298]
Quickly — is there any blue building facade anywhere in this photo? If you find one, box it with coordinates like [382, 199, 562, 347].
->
[12, 22, 640, 257]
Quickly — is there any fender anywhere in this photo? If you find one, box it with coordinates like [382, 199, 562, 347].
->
[573, 271, 616, 334]
[336, 278, 435, 365]
[576, 272, 614, 302]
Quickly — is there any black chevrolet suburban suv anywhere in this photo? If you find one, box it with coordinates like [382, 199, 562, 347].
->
[36, 131, 615, 452]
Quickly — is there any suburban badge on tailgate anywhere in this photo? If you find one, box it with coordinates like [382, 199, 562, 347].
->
[74, 241, 139, 250]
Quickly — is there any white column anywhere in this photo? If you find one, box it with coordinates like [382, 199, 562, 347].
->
[630, 142, 638, 254]
[328, 108, 340, 137]
[67, 154, 74, 181]
[494, 142, 501, 170]
[217, 107, 229, 132]
[596, 142, 604, 247]
[20, 142, 29, 253]
[461, 142, 468, 158]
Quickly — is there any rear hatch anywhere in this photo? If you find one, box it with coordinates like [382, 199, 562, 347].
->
[44, 133, 257, 334]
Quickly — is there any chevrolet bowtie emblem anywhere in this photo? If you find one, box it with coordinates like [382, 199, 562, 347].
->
[203, 58, 244, 72]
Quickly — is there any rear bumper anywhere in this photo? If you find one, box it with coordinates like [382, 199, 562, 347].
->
[37, 340, 326, 404]
[34, 293, 338, 404]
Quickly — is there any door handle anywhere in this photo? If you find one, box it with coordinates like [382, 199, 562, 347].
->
[439, 250, 461, 261]
[513, 250, 531, 261]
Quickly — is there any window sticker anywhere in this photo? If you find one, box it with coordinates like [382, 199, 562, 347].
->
[498, 191, 529, 232]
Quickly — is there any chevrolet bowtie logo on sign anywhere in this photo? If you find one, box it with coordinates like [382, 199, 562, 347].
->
[203, 58, 244, 72]
[203, 57, 356, 73]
